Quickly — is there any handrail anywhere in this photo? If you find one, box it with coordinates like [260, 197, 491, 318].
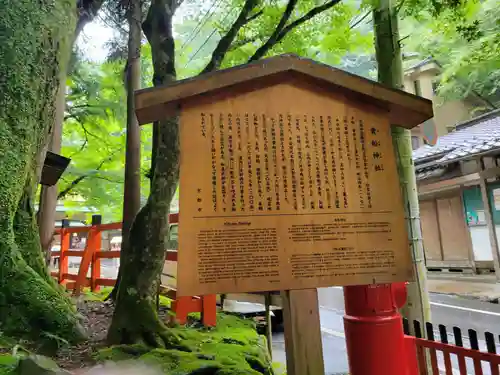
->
[49, 213, 215, 327]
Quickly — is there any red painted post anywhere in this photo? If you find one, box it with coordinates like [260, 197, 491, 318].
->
[171, 296, 194, 325]
[343, 283, 409, 375]
[201, 294, 217, 327]
[59, 219, 70, 283]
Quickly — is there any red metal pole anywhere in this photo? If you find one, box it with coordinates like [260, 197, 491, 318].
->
[343, 283, 409, 375]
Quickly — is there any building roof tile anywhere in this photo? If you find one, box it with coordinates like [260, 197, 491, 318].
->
[413, 109, 500, 168]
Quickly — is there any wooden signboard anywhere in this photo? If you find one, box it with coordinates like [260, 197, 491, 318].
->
[177, 81, 412, 296]
[134, 54, 434, 297]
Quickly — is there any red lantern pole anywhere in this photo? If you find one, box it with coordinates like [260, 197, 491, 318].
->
[343, 283, 409, 375]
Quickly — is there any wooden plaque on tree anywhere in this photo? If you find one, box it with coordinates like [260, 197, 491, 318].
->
[134, 54, 433, 296]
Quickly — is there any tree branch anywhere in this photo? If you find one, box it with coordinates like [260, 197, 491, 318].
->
[175, 0, 184, 10]
[142, 0, 177, 86]
[57, 149, 123, 200]
[201, 0, 260, 74]
[248, 0, 299, 62]
[245, 9, 264, 24]
[229, 36, 259, 51]
[58, 176, 86, 200]
[349, 10, 371, 29]
[248, 0, 341, 62]
[76, 0, 106, 38]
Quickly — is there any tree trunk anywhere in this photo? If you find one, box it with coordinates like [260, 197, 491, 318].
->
[37, 82, 65, 264]
[112, 0, 143, 300]
[108, 0, 144, 303]
[107, 0, 180, 345]
[37, 0, 107, 264]
[122, 0, 143, 243]
[107, 117, 180, 345]
[0, 0, 84, 342]
[372, 0, 431, 328]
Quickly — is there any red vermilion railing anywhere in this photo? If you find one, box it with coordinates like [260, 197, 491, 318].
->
[405, 335, 500, 375]
[50, 214, 216, 326]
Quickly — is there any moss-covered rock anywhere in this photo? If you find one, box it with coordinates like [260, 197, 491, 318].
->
[0, 354, 18, 375]
[97, 313, 273, 375]
[0, 354, 68, 375]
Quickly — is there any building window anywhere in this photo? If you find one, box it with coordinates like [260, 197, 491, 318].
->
[413, 80, 422, 96]
[432, 80, 439, 94]
[411, 136, 420, 150]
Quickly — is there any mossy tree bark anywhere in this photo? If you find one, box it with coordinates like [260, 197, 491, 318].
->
[107, 0, 181, 346]
[0, 0, 84, 342]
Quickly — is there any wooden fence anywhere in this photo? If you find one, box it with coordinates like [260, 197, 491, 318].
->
[50, 214, 216, 326]
[404, 318, 500, 374]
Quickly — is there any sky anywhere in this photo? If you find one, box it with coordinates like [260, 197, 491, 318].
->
[76, 1, 201, 63]
[77, 19, 114, 62]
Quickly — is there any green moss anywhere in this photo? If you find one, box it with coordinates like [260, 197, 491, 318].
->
[0, 0, 81, 345]
[82, 287, 114, 301]
[97, 313, 273, 375]
[96, 344, 152, 361]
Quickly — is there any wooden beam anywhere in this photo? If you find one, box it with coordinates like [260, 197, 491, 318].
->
[480, 166, 500, 180]
[281, 289, 324, 375]
[418, 173, 479, 196]
[479, 158, 500, 281]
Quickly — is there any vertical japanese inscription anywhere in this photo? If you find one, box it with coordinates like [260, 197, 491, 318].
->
[228, 114, 236, 212]
[271, 117, 280, 210]
[236, 115, 245, 211]
[288, 115, 298, 210]
[336, 118, 348, 209]
[352, 117, 364, 209]
[344, 116, 351, 163]
[328, 116, 339, 209]
[296, 116, 306, 209]
[262, 115, 272, 211]
[278, 116, 287, 206]
[371, 126, 384, 173]
[304, 116, 314, 209]
[312, 116, 323, 209]
[320, 116, 332, 209]
[219, 114, 227, 209]
[254, 114, 263, 211]
[359, 119, 372, 209]
[245, 114, 254, 211]
[210, 114, 217, 212]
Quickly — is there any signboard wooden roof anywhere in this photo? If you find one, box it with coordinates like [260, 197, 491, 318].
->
[134, 54, 434, 296]
[135, 53, 432, 128]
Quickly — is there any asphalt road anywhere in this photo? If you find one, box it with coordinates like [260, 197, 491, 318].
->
[68, 263, 500, 374]
[271, 287, 500, 375]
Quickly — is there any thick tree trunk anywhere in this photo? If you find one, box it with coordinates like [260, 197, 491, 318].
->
[107, 117, 180, 345]
[373, 0, 431, 328]
[0, 0, 84, 342]
[108, 0, 180, 345]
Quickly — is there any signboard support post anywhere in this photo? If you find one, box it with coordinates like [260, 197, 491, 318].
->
[282, 289, 325, 375]
[343, 283, 409, 375]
